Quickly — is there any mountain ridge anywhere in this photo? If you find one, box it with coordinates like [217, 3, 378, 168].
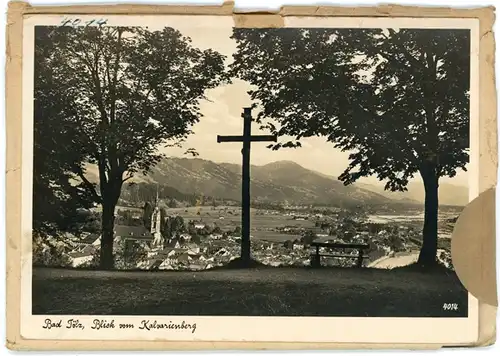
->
[83, 157, 468, 206]
[147, 157, 392, 206]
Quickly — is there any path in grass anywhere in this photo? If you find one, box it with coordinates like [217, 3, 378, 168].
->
[369, 252, 419, 269]
[32, 266, 468, 317]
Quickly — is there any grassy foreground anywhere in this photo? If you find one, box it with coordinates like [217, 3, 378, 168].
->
[32, 265, 468, 317]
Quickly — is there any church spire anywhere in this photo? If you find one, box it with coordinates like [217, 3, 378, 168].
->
[151, 183, 162, 248]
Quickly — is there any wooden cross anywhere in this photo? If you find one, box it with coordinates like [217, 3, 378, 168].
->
[217, 107, 277, 264]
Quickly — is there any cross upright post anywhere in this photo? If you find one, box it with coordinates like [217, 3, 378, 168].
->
[241, 108, 252, 264]
[217, 107, 277, 265]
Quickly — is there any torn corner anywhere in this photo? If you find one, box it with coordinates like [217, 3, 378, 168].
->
[451, 187, 498, 307]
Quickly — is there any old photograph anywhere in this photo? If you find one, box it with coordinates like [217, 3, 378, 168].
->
[17, 12, 482, 344]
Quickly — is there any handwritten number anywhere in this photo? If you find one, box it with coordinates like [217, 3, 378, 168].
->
[96, 18, 108, 26]
[59, 17, 107, 28]
[60, 18, 72, 27]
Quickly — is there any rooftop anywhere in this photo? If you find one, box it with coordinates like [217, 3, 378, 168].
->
[77, 233, 100, 245]
[115, 225, 153, 240]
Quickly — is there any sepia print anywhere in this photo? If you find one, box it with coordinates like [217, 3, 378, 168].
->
[10, 8, 490, 346]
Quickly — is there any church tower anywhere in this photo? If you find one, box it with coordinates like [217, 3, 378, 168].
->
[151, 185, 163, 248]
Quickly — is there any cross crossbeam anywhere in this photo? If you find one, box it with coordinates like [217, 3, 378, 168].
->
[217, 107, 277, 264]
[217, 135, 277, 143]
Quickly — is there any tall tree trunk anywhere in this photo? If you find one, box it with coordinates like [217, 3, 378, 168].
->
[99, 180, 122, 270]
[417, 170, 439, 266]
[100, 200, 116, 270]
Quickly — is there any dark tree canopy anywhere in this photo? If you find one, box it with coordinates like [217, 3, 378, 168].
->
[231, 28, 470, 265]
[161, 215, 186, 242]
[43, 25, 227, 190]
[34, 27, 95, 236]
[35, 25, 227, 268]
[231, 28, 469, 191]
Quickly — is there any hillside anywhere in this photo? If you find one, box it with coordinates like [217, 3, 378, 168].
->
[140, 157, 393, 206]
[357, 181, 468, 207]
[82, 157, 467, 206]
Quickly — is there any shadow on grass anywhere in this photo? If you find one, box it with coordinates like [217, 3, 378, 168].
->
[32, 261, 468, 317]
[393, 261, 457, 275]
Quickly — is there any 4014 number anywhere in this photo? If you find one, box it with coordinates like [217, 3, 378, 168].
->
[443, 303, 459, 311]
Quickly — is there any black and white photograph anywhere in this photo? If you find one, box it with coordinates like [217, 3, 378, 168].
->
[18, 12, 482, 344]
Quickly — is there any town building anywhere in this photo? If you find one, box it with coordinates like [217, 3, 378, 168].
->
[68, 251, 94, 267]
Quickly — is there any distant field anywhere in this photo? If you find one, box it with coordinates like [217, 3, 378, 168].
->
[368, 210, 458, 239]
[108, 205, 459, 243]
[163, 206, 458, 242]
[368, 210, 459, 224]
[165, 206, 311, 242]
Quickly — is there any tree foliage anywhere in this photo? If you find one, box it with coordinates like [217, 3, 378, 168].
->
[231, 28, 470, 265]
[161, 215, 186, 242]
[142, 201, 154, 230]
[45, 24, 227, 191]
[116, 209, 142, 226]
[34, 27, 95, 236]
[120, 182, 208, 207]
[35, 25, 227, 268]
[32, 235, 73, 267]
[114, 239, 148, 269]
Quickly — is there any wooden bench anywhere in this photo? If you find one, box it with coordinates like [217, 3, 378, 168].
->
[310, 242, 369, 268]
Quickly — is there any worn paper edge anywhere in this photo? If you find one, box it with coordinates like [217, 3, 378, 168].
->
[5, 0, 497, 350]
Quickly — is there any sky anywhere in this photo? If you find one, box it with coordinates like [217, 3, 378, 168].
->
[144, 16, 469, 187]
